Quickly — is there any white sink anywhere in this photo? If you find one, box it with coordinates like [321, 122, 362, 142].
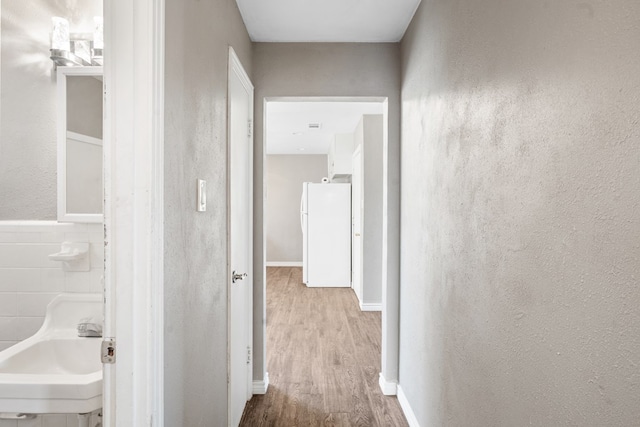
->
[0, 293, 103, 414]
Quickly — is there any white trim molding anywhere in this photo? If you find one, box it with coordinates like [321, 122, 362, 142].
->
[252, 372, 270, 395]
[0, 221, 89, 232]
[266, 261, 303, 267]
[397, 385, 420, 427]
[360, 302, 382, 312]
[258, 97, 400, 422]
[103, 0, 165, 426]
[67, 131, 103, 146]
[378, 373, 397, 395]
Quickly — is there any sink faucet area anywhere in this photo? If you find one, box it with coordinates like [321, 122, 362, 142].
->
[0, 293, 103, 415]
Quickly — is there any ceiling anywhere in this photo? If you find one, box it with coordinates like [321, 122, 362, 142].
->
[266, 101, 384, 155]
[236, 0, 421, 42]
[243, 1, 416, 154]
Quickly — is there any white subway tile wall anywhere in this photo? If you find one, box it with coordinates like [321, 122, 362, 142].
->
[0, 410, 101, 427]
[0, 222, 103, 350]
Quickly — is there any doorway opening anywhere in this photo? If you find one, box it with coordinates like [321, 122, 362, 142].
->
[263, 99, 385, 306]
[264, 98, 385, 290]
[245, 96, 402, 422]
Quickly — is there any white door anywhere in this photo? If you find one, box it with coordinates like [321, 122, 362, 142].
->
[351, 145, 364, 303]
[228, 47, 254, 427]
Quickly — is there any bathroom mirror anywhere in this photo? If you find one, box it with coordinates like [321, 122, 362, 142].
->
[57, 66, 104, 223]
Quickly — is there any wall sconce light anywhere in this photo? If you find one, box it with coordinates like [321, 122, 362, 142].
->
[50, 16, 104, 67]
[50, 17, 75, 66]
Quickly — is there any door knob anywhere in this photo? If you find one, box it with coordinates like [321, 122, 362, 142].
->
[232, 271, 248, 283]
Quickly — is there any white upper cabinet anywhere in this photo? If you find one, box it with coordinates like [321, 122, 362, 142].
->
[328, 133, 355, 180]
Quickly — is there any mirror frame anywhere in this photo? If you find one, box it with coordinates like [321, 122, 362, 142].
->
[57, 66, 104, 223]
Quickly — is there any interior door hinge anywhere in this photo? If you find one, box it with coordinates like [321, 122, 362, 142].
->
[101, 338, 116, 364]
[248, 119, 253, 138]
[247, 346, 251, 365]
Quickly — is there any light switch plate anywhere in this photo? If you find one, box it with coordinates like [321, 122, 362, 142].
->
[197, 179, 206, 212]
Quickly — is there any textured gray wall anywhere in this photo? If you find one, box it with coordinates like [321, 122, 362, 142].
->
[266, 154, 327, 263]
[400, 0, 640, 425]
[163, 0, 252, 424]
[253, 42, 401, 383]
[0, 1, 102, 220]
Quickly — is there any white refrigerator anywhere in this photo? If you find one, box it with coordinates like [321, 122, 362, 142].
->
[301, 182, 351, 287]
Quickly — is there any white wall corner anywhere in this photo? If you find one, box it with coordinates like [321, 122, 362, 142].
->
[397, 385, 420, 427]
[360, 302, 382, 312]
[378, 372, 397, 395]
[252, 372, 269, 395]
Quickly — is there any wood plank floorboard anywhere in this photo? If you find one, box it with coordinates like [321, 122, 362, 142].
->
[239, 267, 408, 427]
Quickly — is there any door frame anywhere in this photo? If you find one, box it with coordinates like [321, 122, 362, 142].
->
[351, 144, 364, 304]
[227, 46, 255, 424]
[103, 1, 165, 426]
[257, 96, 399, 396]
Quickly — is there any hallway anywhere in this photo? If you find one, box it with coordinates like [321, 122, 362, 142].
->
[240, 267, 408, 426]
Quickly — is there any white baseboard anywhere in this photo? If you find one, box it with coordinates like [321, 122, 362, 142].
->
[252, 372, 269, 395]
[378, 373, 397, 395]
[397, 385, 420, 427]
[306, 283, 350, 288]
[266, 262, 303, 267]
[360, 302, 382, 312]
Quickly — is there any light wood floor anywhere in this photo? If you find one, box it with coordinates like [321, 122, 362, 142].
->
[240, 267, 408, 427]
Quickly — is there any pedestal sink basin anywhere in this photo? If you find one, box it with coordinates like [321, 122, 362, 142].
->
[0, 293, 103, 414]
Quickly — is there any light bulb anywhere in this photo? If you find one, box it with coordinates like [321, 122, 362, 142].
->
[51, 17, 70, 51]
[93, 16, 104, 50]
